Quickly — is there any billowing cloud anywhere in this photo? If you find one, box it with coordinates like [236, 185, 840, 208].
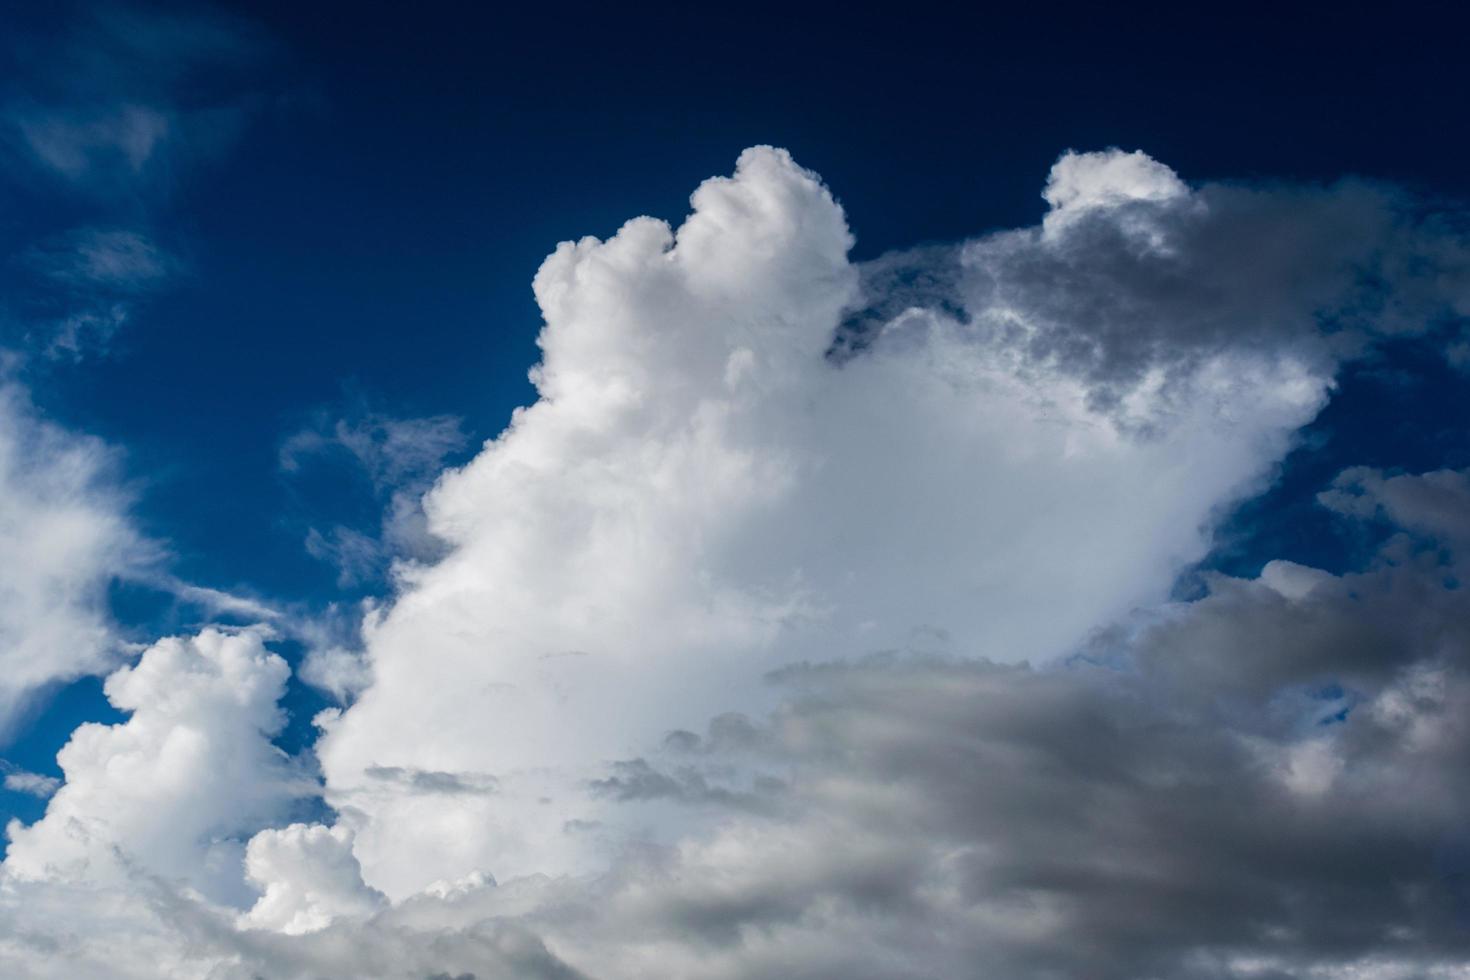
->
[5, 475, 1470, 978]
[311, 146, 1456, 898]
[4, 147, 1470, 978]
[240, 822, 385, 935]
[4, 628, 310, 907]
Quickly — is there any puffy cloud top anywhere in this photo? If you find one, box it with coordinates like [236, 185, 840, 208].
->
[1041, 147, 1190, 236]
[5, 628, 305, 906]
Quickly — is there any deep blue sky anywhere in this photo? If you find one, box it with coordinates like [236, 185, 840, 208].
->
[2, 1, 1468, 824]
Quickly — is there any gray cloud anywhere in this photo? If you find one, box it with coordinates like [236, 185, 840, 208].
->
[588, 758, 784, 815]
[839, 168, 1470, 424]
[366, 766, 498, 796]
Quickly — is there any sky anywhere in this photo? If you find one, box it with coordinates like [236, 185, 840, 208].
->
[1, 2, 1470, 977]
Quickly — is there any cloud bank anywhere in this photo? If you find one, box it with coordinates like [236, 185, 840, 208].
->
[4, 147, 1470, 978]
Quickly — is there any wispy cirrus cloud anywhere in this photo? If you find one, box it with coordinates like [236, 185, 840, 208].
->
[0, 2, 279, 358]
[281, 406, 470, 590]
[2, 3, 275, 196]
[15, 226, 181, 356]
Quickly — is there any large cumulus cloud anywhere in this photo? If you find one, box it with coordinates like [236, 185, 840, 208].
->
[310, 145, 1458, 898]
[4, 147, 1470, 978]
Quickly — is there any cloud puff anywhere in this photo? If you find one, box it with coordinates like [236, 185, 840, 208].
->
[1040, 146, 1191, 238]
[31, 228, 174, 291]
[1320, 466, 1470, 543]
[4, 628, 310, 907]
[19, 227, 178, 356]
[0, 762, 60, 799]
[241, 822, 385, 935]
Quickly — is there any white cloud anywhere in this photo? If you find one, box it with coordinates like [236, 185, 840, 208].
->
[1320, 466, 1470, 543]
[1040, 146, 1191, 240]
[16, 104, 171, 183]
[0, 381, 148, 734]
[3, 628, 309, 907]
[241, 822, 385, 935]
[2, 147, 1469, 978]
[311, 146, 1377, 898]
[0, 763, 60, 799]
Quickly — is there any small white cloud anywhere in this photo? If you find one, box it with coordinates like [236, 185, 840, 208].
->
[282, 409, 468, 586]
[0, 764, 61, 799]
[3, 628, 309, 907]
[1043, 147, 1189, 213]
[1041, 147, 1190, 241]
[1258, 559, 1334, 601]
[241, 823, 385, 934]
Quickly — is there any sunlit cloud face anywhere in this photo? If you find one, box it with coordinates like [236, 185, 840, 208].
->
[3, 128, 1470, 980]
